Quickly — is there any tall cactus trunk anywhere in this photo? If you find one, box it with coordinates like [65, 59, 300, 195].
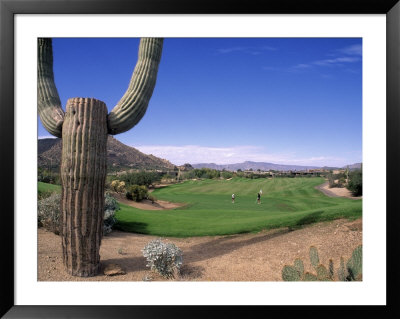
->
[38, 38, 163, 277]
[60, 97, 108, 276]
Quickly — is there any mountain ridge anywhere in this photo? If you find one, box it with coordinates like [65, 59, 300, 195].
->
[38, 137, 361, 173]
[38, 136, 176, 172]
[191, 160, 361, 172]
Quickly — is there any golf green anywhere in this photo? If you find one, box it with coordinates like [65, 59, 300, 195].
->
[115, 177, 362, 237]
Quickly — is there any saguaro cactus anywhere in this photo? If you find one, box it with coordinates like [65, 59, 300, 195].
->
[38, 38, 163, 276]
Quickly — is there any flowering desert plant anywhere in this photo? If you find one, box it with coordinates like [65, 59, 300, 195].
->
[142, 238, 183, 278]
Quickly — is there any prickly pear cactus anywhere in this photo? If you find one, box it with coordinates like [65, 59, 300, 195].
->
[345, 245, 362, 281]
[338, 257, 348, 281]
[281, 245, 362, 281]
[293, 258, 304, 275]
[282, 265, 302, 281]
[309, 246, 320, 269]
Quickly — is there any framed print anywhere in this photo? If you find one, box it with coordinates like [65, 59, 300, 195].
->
[1, 0, 399, 317]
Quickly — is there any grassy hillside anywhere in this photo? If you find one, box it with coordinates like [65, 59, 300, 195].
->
[38, 181, 61, 198]
[115, 177, 362, 237]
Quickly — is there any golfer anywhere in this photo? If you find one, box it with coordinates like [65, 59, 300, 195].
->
[257, 192, 261, 204]
[232, 193, 235, 203]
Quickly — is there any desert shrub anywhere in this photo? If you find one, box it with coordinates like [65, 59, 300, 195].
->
[327, 173, 337, 188]
[126, 185, 148, 202]
[180, 170, 196, 180]
[221, 170, 233, 179]
[116, 181, 126, 193]
[142, 238, 183, 278]
[119, 171, 162, 187]
[38, 192, 120, 236]
[38, 189, 53, 200]
[110, 179, 126, 193]
[338, 177, 346, 187]
[103, 192, 120, 235]
[38, 168, 61, 185]
[192, 168, 220, 179]
[37, 192, 62, 235]
[110, 180, 119, 191]
[163, 173, 177, 180]
[147, 194, 156, 203]
[347, 169, 362, 196]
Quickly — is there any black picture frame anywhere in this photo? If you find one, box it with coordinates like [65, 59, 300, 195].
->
[1, 0, 399, 318]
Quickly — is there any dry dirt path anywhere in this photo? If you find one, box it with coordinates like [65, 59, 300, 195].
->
[38, 218, 362, 282]
[111, 191, 184, 210]
[315, 181, 362, 200]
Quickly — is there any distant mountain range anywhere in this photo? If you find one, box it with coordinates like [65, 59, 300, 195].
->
[38, 136, 176, 172]
[191, 161, 362, 172]
[38, 136, 361, 173]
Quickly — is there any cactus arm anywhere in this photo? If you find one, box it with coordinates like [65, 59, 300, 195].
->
[282, 265, 301, 281]
[37, 38, 64, 138]
[293, 258, 304, 275]
[107, 38, 163, 135]
[346, 245, 362, 280]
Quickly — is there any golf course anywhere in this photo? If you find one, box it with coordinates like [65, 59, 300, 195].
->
[38, 177, 362, 237]
[113, 177, 362, 237]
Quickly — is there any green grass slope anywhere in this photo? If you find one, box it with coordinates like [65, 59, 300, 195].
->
[38, 181, 61, 198]
[115, 177, 362, 237]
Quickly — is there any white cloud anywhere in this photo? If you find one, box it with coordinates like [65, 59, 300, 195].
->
[216, 47, 247, 54]
[294, 63, 312, 69]
[290, 43, 362, 71]
[133, 144, 353, 167]
[292, 56, 360, 70]
[216, 46, 276, 55]
[313, 56, 360, 66]
[338, 44, 362, 56]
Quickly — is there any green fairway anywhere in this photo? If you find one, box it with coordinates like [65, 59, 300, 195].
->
[38, 181, 61, 198]
[114, 177, 362, 237]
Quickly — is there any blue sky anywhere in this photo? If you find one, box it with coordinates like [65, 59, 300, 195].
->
[38, 38, 362, 167]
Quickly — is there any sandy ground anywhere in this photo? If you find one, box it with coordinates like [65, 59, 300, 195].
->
[38, 218, 362, 281]
[112, 191, 184, 210]
[38, 181, 362, 281]
[315, 181, 362, 200]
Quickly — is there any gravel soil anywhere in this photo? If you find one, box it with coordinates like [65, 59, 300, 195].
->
[38, 218, 362, 282]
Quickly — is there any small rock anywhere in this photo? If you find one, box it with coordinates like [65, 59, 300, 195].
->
[104, 263, 126, 276]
